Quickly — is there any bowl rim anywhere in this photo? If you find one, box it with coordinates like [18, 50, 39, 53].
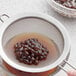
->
[0, 12, 71, 73]
[47, 0, 76, 11]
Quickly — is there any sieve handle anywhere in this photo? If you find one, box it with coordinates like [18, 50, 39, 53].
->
[0, 14, 9, 23]
[58, 60, 76, 75]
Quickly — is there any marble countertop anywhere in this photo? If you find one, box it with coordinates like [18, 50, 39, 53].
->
[0, 0, 76, 76]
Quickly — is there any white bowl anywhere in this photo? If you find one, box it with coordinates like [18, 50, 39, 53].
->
[47, 0, 76, 18]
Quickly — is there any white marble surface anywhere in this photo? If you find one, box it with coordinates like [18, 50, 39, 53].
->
[0, 0, 76, 76]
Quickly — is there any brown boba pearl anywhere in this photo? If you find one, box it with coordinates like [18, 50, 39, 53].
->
[60, 0, 67, 3]
[25, 51, 29, 55]
[22, 56, 26, 59]
[34, 60, 39, 65]
[31, 53, 34, 57]
[14, 38, 49, 65]
[31, 57, 35, 61]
